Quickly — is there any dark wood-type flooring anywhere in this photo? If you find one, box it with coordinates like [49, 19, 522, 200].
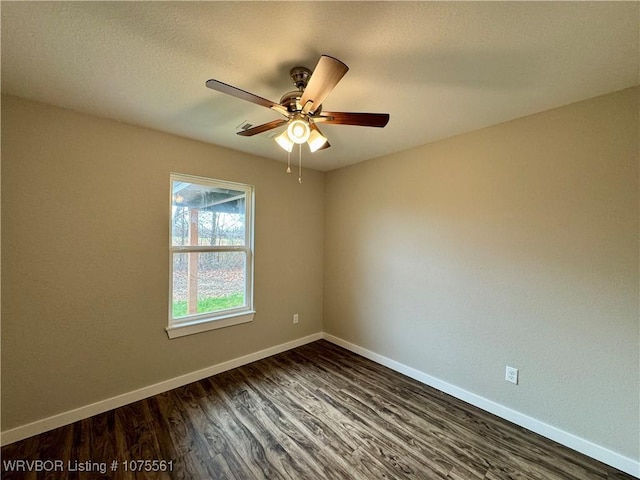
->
[2, 340, 635, 479]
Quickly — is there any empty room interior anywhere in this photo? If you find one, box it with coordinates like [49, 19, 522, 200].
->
[1, 2, 639, 479]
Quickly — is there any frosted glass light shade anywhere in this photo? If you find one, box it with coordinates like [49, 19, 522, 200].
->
[275, 130, 294, 152]
[287, 119, 310, 144]
[307, 129, 328, 152]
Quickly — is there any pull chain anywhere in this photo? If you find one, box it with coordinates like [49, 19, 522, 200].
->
[298, 143, 302, 183]
[286, 150, 291, 173]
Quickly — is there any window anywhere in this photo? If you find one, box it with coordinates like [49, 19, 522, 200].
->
[167, 173, 254, 338]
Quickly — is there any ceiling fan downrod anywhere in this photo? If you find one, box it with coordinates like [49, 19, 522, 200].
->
[289, 66, 312, 91]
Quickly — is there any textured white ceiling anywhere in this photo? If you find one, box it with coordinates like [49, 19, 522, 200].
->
[1, 1, 638, 171]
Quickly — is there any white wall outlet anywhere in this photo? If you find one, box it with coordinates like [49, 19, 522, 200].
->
[506, 366, 519, 385]
[293, 313, 299, 324]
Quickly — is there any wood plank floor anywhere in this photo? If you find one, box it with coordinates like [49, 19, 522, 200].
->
[1, 340, 635, 479]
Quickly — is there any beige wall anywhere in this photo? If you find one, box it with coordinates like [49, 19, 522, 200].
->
[1, 95, 324, 430]
[2, 88, 639, 462]
[324, 87, 639, 459]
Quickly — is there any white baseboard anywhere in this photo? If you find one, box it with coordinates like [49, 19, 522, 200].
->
[0, 332, 323, 447]
[322, 333, 640, 478]
[2, 331, 638, 478]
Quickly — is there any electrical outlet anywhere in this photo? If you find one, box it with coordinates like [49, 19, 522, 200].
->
[506, 366, 518, 385]
[293, 313, 299, 324]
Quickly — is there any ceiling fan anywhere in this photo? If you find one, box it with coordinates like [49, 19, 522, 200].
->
[205, 55, 390, 153]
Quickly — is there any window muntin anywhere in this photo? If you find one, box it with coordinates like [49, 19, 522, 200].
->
[168, 174, 254, 337]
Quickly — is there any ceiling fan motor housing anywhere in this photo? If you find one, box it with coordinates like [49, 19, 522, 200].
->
[280, 90, 322, 116]
[280, 91, 302, 113]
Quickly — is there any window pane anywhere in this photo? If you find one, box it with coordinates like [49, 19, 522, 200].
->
[172, 181, 246, 247]
[172, 251, 246, 319]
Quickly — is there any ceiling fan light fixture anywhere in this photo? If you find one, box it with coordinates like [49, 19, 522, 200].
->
[307, 129, 328, 152]
[206, 55, 390, 181]
[287, 119, 310, 144]
[275, 130, 294, 152]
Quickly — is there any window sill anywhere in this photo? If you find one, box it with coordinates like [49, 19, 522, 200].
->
[166, 310, 255, 339]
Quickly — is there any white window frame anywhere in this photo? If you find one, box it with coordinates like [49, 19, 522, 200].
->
[166, 173, 255, 339]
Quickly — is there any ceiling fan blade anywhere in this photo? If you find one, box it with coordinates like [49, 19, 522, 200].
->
[237, 119, 288, 137]
[206, 79, 288, 116]
[315, 111, 390, 128]
[299, 55, 349, 114]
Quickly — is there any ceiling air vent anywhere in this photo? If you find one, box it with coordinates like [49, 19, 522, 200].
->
[236, 121, 253, 132]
